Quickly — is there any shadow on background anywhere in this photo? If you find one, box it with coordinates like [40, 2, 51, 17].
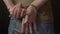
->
[0, 0, 10, 34]
[51, 0, 60, 34]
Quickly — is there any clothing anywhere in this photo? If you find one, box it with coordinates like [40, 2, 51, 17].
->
[13, 0, 33, 8]
[8, 17, 54, 34]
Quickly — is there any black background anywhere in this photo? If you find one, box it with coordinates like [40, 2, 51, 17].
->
[51, 0, 60, 34]
[0, 0, 10, 34]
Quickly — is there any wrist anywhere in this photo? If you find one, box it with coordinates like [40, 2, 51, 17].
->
[30, 4, 38, 10]
[8, 5, 14, 10]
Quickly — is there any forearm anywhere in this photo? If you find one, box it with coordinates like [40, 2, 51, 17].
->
[31, 0, 48, 9]
[3, 0, 14, 9]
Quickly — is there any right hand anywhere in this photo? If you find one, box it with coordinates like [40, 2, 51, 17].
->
[9, 3, 26, 19]
[22, 5, 37, 34]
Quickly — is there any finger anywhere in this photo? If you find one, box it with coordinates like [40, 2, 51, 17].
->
[17, 3, 22, 18]
[22, 23, 26, 34]
[24, 14, 32, 34]
[13, 7, 18, 18]
[23, 15, 29, 24]
[22, 18, 26, 34]
[33, 21, 37, 32]
[29, 22, 33, 34]
[25, 23, 29, 34]
[20, 9, 26, 18]
[15, 3, 22, 18]
[16, 6, 22, 18]
[22, 15, 29, 34]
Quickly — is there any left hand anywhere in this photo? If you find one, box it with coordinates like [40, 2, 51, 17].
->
[22, 5, 37, 34]
[9, 3, 27, 19]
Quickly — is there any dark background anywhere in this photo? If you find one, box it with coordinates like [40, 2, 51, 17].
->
[51, 0, 60, 34]
[0, 0, 10, 34]
[0, 0, 60, 34]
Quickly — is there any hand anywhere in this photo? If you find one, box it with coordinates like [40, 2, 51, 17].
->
[9, 3, 26, 19]
[22, 5, 37, 34]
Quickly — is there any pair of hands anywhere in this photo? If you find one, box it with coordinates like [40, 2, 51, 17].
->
[9, 3, 37, 34]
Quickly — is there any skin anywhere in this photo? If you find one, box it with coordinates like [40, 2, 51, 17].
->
[22, 0, 48, 34]
[22, 5, 37, 34]
[9, 3, 22, 18]
[3, 0, 26, 18]
[3, 0, 47, 34]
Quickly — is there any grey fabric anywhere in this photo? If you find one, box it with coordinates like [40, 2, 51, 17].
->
[8, 17, 54, 34]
